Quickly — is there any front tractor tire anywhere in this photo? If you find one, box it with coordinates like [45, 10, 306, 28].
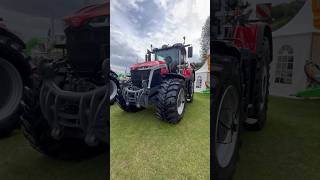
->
[0, 57, 23, 137]
[245, 37, 271, 130]
[186, 79, 194, 103]
[156, 78, 186, 124]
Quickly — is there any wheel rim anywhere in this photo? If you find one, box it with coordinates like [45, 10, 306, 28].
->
[110, 79, 117, 102]
[177, 88, 185, 115]
[0, 58, 23, 120]
[215, 85, 240, 168]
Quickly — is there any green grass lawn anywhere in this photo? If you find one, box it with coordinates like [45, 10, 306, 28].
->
[110, 93, 210, 180]
[0, 130, 107, 180]
[1, 95, 319, 180]
[235, 97, 320, 180]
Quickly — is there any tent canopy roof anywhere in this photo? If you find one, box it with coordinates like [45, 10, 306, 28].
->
[195, 61, 208, 74]
[273, 0, 320, 37]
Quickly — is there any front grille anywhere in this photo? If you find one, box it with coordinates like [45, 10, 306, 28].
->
[39, 81, 106, 133]
[131, 69, 161, 88]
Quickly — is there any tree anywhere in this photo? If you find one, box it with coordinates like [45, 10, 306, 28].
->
[200, 16, 210, 64]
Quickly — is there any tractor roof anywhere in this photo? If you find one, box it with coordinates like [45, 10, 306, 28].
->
[64, 1, 109, 27]
[153, 43, 189, 54]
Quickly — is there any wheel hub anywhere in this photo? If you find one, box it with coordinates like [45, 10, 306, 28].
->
[177, 88, 185, 115]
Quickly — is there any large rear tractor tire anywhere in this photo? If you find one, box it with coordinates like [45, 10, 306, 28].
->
[0, 57, 23, 137]
[156, 78, 186, 124]
[212, 55, 243, 180]
[186, 79, 194, 103]
[245, 37, 271, 130]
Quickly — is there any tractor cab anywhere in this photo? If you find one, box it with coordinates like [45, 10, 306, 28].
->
[145, 43, 193, 74]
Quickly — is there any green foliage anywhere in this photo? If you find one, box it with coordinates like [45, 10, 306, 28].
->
[194, 62, 205, 71]
[271, 0, 306, 31]
[24, 37, 46, 56]
[200, 16, 210, 63]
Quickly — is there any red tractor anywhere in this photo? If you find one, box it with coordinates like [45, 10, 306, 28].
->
[116, 40, 195, 124]
[17, 2, 110, 159]
[212, 0, 272, 179]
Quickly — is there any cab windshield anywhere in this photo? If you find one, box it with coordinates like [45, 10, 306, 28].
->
[155, 48, 179, 63]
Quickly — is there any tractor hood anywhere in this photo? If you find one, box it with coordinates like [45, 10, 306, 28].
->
[64, 1, 109, 28]
[130, 61, 166, 71]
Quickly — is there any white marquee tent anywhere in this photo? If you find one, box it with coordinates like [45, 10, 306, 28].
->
[270, 0, 320, 97]
[194, 61, 209, 92]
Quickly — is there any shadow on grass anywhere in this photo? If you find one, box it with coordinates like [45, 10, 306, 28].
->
[0, 130, 108, 180]
[235, 97, 320, 180]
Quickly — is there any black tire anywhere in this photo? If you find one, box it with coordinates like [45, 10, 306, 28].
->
[0, 59, 22, 137]
[20, 88, 106, 160]
[0, 32, 31, 137]
[245, 37, 271, 130]
[109, 76, 117, 105]
[186, 79, 194, 103]
[156, 78, 186, 124]
[212, 55, 242, 180]
[0, 34, 31, 137]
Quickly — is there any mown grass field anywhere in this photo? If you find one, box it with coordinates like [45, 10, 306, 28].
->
[110, 93, 210, 180]
[0, 96, 319, 180]
[0, 130, 107, 180]
[235, 97, 320, 180]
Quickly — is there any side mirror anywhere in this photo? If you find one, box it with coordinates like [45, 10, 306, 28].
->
[188, 46, 193, 58]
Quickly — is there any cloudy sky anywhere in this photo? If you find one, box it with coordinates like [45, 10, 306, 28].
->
[110, 0, 210, 73]
[0, 0, 104, 41]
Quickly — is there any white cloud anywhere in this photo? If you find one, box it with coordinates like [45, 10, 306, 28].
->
[110, 0, 210, 73]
